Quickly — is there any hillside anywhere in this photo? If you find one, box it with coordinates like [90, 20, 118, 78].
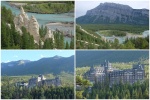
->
[9, 1, 74, 14]
[1, 55, 74, 76]
[76, 51, 149, 67]
[76, 2, 149, 25]
[76, 25, 107, 49]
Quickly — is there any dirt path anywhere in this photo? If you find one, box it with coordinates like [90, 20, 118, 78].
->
[77, 40, 99, 46]
[79, 26, 97, 38]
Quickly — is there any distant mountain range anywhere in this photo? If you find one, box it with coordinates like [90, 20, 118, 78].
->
[76, 2, 149, 25]
[1, 55, 74, 76]
[76, 51, 149, 67]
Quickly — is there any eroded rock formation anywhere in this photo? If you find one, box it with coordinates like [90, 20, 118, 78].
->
[14, 6, 54, 45]
[44, 28, 54, 42]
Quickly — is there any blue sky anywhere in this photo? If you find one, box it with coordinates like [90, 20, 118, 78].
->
[1, 50, 75, 62]
[76, 0, 149, 18]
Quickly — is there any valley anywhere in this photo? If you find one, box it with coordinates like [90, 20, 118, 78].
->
[82, 24, 149, 44]
[76, 24, 149, 49]
[1, 1, 74, 49]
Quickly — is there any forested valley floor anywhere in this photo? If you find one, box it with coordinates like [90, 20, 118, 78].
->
[76, 24, 149, 49]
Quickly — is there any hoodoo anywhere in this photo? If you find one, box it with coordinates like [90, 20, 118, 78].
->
[14, 6, 54, 45]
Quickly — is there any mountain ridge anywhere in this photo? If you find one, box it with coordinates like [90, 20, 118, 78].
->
[76, 51, 149, 67]
[1, 55, 74, 76]
[77, 2, 149, 25]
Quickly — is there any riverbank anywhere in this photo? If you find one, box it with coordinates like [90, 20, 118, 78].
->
[96, 30, 148, 44]
[96, 30, 145, 37]
[9, 1, 74, 14]
[46, 22, 74, 27]
[46, 22, 74, 38]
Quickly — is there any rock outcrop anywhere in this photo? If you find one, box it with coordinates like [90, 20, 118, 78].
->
[76, 2, 149, 25]
[14, 6, 29, 33]
[28, 15, 40, 44]
[14, 6, 54, 45]
[44, 28, 54, 42]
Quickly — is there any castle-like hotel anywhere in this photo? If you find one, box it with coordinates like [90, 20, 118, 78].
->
[85, 60, 145, 85]
[16, 74, 61, 87]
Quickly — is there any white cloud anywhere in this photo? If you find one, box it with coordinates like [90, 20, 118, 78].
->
[13, 55, 18, 58]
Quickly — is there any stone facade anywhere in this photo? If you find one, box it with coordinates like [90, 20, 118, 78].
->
[28, 74, 61, 87]
[85, 60, 145, 85]
[16, 74, 61, 88]
[16, 82, 28, 87]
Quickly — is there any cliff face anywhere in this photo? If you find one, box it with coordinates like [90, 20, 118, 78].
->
[76, 2, 149, 25]
[14, 6, 54, 45]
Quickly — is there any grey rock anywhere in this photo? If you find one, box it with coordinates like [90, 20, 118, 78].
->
[77, 2, 149, 25]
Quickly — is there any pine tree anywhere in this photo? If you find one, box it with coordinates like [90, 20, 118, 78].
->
[1, 21, 7, 48]
[59, 34, 64, 49]
[143, 88, 149, 99]
[65, 41, 69, 49]
[95, 94, 99, 99]
[70, 38, 74, 49]
[113, 38, 120, 49]
[39, 40, 41, 49]
[124, 40, 135, 49]
[114, 95, 119, 99]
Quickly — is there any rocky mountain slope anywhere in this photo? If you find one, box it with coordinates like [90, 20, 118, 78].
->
[1, 55, 74, 76]
[76, 2, 149, 25]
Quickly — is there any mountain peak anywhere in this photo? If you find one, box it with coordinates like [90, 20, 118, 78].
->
[77, 2, 149, 25]
[18, 60, 25, 65]
[1, 56, 74, 76]
[53, 55, 63, 59]
[86, 2, 133, 16]
[99, 2, 132, 9]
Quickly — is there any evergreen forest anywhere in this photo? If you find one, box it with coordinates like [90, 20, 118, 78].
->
[1, 72, 74, 99]
[2, 83, 74, 99]
[77, 77, 149, 99]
